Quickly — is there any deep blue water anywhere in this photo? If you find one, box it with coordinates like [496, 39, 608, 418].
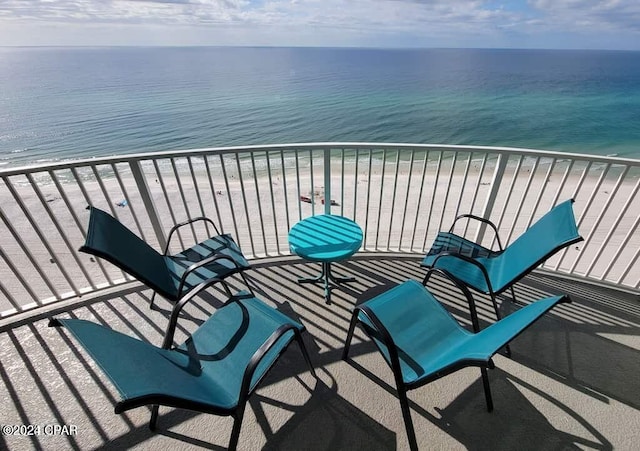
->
[1, 46, 639, 167]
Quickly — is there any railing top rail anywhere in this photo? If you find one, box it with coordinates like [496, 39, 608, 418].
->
[2, 142, 639, 176]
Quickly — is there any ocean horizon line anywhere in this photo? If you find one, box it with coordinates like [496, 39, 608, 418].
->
[1, 45, 639, 53]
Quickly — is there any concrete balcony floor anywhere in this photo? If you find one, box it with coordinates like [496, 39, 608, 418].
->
[1, 254, 639, 450]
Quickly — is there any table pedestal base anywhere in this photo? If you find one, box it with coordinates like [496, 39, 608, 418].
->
[298, 262, 356, 303]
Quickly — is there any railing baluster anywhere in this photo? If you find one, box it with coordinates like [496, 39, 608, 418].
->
[524, 158, 557, 230]
[340, 148, 346, 217]
[435, 151, 458, 235]
[610, 215, 640, 287]
[421, 151, 443, 252]
[265, 150, 280, 255]
[0, 187, 61, 300]
[203, 155, 225, 233]
[570, 165, 628, 274]
[410, 150, 429, 252]
[489, 155, 522, 249]
[73, 165, 130, 283]
[89, 165, 114, 214]
[235, 152, 256, 257]
[111, 163, 149, 243]
[453, 152, 472, 220]
[170, 157, 197, 242]
[130, 160, 167, 250]
[294, 150, 303, 223]
[549, 160, 575, 208]
[374, 149, 388, 250]
[250, 152, 268, 256]
[475, 153, 508, 245]
[462, 153, 488, 237]
[279, 150, 291, 238]
[398, 149, 416, 251]
[353, 148, 360, 219]
[0, 244, 40, 311]
[25, 173, 95, 290]
[5, 176, 79, 294]
[50, 168, 112, 282]
[324, 147, 331, 215]
[152, 159, 183, 249]
[309, 149, 316, 216]
[504, 156, 540, 245]
[363, 149, 374, 249]
[585, 177, 640, 278]
[219, 154, 242, 247]
[567, 162, 611, 271]
[187, 157, 212, 237]
[386, 149, 401, 251]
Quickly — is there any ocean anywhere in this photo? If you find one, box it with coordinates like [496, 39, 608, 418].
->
[1, 46, 640, 168]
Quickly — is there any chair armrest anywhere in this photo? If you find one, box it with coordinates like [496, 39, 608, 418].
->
[430, 251, 494, 296]
[450, 214, 505, 251]
[164, 217, 221, 255]
[162, 277, 225, 349]
[177, 254, 242, 298]
[422, 267, 481, 333]
[240, 323, 301, 398]
[355, 304, 404, 375]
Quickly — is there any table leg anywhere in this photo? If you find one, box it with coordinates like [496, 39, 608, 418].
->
[298, 262, 356, 304]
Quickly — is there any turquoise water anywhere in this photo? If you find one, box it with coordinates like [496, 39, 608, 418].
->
[1, 47, 639, 167]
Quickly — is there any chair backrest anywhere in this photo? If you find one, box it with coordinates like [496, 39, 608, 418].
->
[79, 207, 176, 299]
[490, 199, 582, 291]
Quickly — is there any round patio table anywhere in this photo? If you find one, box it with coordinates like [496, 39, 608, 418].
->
[288, 215, 363, 303]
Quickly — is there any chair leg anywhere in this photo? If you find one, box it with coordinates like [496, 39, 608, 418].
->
[294, 330, 317, 379]
[480, 368, 494, 412]
[397, 386, 419, 451]
[240, 272, 255, 295]
[149, 405, 159, 430]
[489, 292, 502, 322]
[422, 271, 433, 286]
[342, 309, 360, 360]
[150, 292, 157, 309]
[221, 280, 233, 298]
[509, 285, 518, 304]
[489, 292, 511, 357]
[228, 409, 246, 451]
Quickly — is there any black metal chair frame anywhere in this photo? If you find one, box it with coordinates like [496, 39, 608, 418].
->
[51, 277, 317, 451]
[79, 206, 253, 308]
[151, 277, 316, 450]
[343, 269, 491, 451]
[423, 205, 582, 327]
[149, 215, 254, 308]
[424, 213, 517, 314]
[343, 268, 570, 451]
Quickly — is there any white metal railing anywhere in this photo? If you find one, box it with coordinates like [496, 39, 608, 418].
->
[1, 143, 639, 319]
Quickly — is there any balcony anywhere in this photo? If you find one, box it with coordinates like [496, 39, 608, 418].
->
[1, 143, 639, 449]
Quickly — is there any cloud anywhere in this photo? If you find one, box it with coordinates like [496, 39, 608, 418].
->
[0, 0, 638, 48]
[529, 0, 640, 32]
[0, 0, 524, 28]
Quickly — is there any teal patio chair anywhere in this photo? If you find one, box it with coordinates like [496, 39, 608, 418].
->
[343, 275, 570, 451]
[421, 199, 582, 323]
[50, 278, 316, 450]
[80, 206, 252, 306]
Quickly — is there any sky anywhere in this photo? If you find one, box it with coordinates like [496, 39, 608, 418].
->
[0, 0, 639, 50]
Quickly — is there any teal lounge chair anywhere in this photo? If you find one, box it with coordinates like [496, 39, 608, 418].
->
[80, 206, 252, 306]
[50, 278, 316, 450]
[421, 199, 582, 323]
[343, 275, 570, 451]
